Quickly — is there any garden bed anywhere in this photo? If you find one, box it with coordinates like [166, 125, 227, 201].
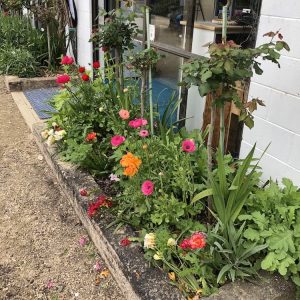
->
[5, 75, 58, 92]
[32, 122, 296, 300]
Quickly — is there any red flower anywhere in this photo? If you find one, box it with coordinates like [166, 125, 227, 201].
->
[87, 195, 112, 218]
[102, 46, 109, 52]
[189, 232, 206, 249]
[93, 61, 100, 69]
[79, 66, 85, 73]
[61, 55, 74, 65]
[86, 132, 97, 142]
[120, 238, 131, 247]
[141, 180, 154, 196]
[179, 239, 191, 250]
[80, 189, 88, 196]
[82, 74, 90, 81]
[56, 74, 70, 84]
[182, 139, 196, 153]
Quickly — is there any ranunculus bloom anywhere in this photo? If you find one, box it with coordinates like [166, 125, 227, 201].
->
[128, 118, 148, 128]
[111, 135, 126, 147]
[144, 233, 156, 249]
[56, 74, 70, 84]
[119, 109, 130, 120]
[93, 61, 100, 69]
[120, 238, 131, 247]
[179, 239, 191, 250]
[120, 152, 142, 177]
[182, 139, 196, 153]
[79, 189, 88, 196]
[141, 180, 154, 196]
[78, 66, 85, 73]
[86, 132, 97, 142]
[189, 232, 206, 249]
[139, 129, 149, 138]
[81, 74, 90, 81]
[61, 55, 74, 65]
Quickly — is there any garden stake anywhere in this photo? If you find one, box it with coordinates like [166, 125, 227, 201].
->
[146, 6, 154, 135]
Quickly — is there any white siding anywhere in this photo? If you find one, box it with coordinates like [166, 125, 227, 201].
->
[241, 0, 300, 185]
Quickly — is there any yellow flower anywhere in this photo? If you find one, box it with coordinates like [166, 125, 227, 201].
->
[168, 272, 176, 281]
[167, 238, 176, 247]
[142, 144, 148, 150]
[153, 251, 162, 260]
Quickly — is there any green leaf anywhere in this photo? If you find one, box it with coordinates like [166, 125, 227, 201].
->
[198, 83, 211, 97]
[201, 70, 212, 82]
[217, 264, 232, 283]
[243, 228, 260, 241]
[268, 230, 295, 253]
[278, 256, 295, 276]
[191, 189, 213, 203]
[261, 252, 276, 270]
[292, 275, 300, 286]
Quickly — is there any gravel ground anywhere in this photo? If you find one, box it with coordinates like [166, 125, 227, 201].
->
[0, 77, 123, 300]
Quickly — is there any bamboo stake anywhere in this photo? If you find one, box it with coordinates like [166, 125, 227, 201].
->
[146, 6, 154, 134]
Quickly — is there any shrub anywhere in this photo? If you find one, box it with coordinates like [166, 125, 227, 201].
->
[0, 47, 40, 78]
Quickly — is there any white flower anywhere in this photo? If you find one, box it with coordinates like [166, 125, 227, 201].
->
[41, 130, 49, 139]
[52, 122, 58, 128]
[123, 88, 129, 93]
[48, 129, 54, 136]
[167, 238, 176, 247]
[40, 27, 45, 32]
[46, 135, 56, 146]
[144, 233, 156, 249]
[99, 107, 104, 112]
[158, 172, 164, 176]
[109, 173, 120, 182]
[54, 130, 66, 141]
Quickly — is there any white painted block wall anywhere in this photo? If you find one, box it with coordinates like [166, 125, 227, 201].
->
[240, 0, 300, 185]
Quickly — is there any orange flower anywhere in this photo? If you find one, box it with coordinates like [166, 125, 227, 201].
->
[120, 152, 141, 177]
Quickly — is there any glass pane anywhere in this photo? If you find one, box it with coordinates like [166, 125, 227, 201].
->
[150, 0, 185, 49]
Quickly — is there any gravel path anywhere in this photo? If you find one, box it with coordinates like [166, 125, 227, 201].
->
[0, 77, 123, 300]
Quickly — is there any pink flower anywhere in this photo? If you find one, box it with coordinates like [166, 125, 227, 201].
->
[119, 109, 130, 120]
[111, 135, 126, 147]
[141, 180, 154, 196]
[79, 236, 88, 246]
[120, 238, 131, 247]
[93, 261, 101, 271]
[182, 139, 196, 153]
[61, 55, 74, 65]
[56, 74, 70, 84]
[128, 118, 148, 128]
[46, 280, 54, 289]
[109, 174, 120, 182]
[139, 130, 149, 138]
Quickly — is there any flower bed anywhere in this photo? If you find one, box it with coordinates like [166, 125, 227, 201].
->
[38, 8, 299, 299]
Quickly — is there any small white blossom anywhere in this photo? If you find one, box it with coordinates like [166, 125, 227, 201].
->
[167, 238, 176, 247]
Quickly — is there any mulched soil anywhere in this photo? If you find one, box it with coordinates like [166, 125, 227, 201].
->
[0, 77, 123, 300]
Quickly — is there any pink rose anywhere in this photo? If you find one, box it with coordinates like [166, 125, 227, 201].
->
[182, 139, 196, 153]
[141, 180, 154, 196]
[139, 130, 149, 138]
[111, 135, 126, 147]
[119, 109, 130, 120]
[61, 55, 74, 65]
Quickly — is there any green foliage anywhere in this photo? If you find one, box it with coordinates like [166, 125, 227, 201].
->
[181, 33, 289, 129]
[127, 48, 161, 73]
[0, 14, 47, 77]
[91, 8, 141, 53]
[111, 133, 207, 229]
[0, 47, 40, 77]
[240, 179, 300, 286]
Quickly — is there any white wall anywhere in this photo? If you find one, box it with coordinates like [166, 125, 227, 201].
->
[240, 0, 300, 185]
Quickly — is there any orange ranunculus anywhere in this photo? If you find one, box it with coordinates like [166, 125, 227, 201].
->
[120, 152, 141, 177]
